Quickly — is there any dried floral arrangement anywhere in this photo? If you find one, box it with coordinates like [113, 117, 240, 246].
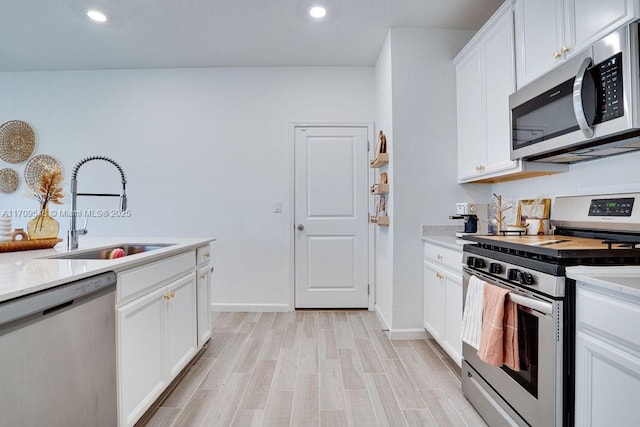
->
[34, 169, 64, 210]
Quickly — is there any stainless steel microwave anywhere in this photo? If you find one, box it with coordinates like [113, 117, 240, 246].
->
[510, 23, 640, 163]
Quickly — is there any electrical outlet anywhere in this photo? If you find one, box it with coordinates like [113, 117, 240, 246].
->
[274, 201, 282, 213]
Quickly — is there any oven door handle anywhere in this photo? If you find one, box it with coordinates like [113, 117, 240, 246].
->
[573, 56, 595, 138]
[509, 293, 553, 315]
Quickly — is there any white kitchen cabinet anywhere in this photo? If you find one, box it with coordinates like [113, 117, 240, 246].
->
[424, 261, 444, 341]
[116, 252, 199, 427]
[455, 0, 567, 183]
[117, 286, 166, 427]
[196, 244, 213, 349]
[423, 242, 463, 366]
[165, 273, 198, 379]
[575, 281, 640, 426]
[515, 0, 638, 87]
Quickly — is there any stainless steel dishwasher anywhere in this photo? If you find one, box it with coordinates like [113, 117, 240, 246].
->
[0, 272, 117, 427]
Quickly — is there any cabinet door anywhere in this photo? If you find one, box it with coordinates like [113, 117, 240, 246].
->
[515, 0, 565, 87]
[566, 0, 636, 55]
[456, 48, 487, 180]
[483, 9, 518, 175]
[443, 273, 463, 367]
[197, 265, 212, 349]
[165, 272, 198, 379]
[117, 287, 166, 427]
[575, 331, 640, 426]
[424, 261, 444, 340]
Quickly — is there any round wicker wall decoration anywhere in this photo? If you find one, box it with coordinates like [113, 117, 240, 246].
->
[0, 168, 19, 194]
[0, 120, 36, 163]
[24, 154, 62, 190]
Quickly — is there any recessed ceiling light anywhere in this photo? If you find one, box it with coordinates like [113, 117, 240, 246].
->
[309, 5, 327, 19]
[87, 10, 108, 23]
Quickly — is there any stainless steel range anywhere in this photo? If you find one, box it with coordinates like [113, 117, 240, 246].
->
[461, 193, 640, 427]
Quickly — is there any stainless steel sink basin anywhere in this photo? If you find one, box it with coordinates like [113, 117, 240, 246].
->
[49, 244, 174, 260]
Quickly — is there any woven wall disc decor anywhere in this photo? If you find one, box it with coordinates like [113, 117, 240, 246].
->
[0, 120, 36, 163]
[0, 168, 19, 194]
[24, 154, 62, 190]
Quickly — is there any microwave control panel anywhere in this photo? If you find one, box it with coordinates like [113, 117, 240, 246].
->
[588, 197, 635, 217]
[593, 52, 624, 124]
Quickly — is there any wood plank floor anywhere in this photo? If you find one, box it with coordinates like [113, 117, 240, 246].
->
[139, 311, 487, 427]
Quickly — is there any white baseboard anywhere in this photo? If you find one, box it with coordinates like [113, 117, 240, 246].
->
[374, 305, 390, 330]
[211, 303, 290, 312]
[388, 329, 428, 340]
[374, 305, 428, 340]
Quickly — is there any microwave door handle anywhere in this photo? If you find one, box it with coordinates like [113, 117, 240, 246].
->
[573, 57, 595, 138]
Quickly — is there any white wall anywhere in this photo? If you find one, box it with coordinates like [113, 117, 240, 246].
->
[492, 151, 640, 218]
[374, 33, 394, 327]
[373, 28, 480, 332]
[0, 67, 374, 309]
[389, 28, 479, 331]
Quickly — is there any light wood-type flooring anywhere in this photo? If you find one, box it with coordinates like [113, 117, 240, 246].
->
[140, 311, 487, 427]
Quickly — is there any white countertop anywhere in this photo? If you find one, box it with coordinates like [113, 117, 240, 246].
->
[0, 236, 215, 303]
[567, 266, 640, 298]
[421, 235, 472, 251]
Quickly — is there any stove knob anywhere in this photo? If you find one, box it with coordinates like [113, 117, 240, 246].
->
[489, 263, 503, 274]
[520, 272, 535, 285]
[466, 256, 476, 267]
[474, 258, 486, 268]
[507, 268, 521, 281]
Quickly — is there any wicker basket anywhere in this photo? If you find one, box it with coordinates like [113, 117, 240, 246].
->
[0, 168, 19, 194]
[24, 154, 62, 190]
[0, 120, 36, 163]
[0, 238, 62, 253]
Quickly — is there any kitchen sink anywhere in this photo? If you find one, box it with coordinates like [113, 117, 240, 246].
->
[48, 244, 175, 260]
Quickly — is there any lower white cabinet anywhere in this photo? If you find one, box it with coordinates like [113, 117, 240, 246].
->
[575, 282, 640, 426]
[117, 285, 165, 427]
[165, 273, 198, 378]
[423, 242, 463, 366]
[197, 264, 212, 348]
[117, 272, 197, 427]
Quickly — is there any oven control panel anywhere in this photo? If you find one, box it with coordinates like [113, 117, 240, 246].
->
[589, 197, 635, 217]
[463, 253, 565, 298]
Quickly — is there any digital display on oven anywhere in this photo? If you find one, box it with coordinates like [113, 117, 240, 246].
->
[589, 197, 635, 216]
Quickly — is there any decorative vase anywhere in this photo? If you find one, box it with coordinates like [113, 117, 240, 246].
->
[27, 205, 59, 240]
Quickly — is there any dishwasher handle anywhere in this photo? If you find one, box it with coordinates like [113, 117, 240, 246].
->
[0, 271, 116, 327]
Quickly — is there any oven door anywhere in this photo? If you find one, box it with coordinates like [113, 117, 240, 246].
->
[462, 268, 563, 427]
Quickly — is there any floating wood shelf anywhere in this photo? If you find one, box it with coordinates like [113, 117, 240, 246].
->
[369, 215, 389, 226]
[370, 153, 389, 168]
[370, 183, 389, 195]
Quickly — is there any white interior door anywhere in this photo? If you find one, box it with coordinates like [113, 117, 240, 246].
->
[294, 126, 369, 308]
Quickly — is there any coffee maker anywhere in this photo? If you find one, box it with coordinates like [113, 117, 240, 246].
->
[449, 202, 488, 238]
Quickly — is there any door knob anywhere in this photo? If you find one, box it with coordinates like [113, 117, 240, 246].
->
[297, 224, 304, 231]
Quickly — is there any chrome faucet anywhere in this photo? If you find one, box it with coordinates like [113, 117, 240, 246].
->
[68, 155, 127, 250]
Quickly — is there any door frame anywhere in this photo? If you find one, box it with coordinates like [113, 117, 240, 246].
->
[288, 122, 375, 311]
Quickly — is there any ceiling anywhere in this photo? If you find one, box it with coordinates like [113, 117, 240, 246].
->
[0, 0, 503, 72]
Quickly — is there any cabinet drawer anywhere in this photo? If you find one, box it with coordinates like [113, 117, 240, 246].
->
[196, 245, 211, 266]
[117, 251, 196, 304]
[577, 285, 640, 347]
[424, 244, 463, 271]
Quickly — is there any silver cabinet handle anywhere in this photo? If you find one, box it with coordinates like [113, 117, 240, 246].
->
[297, 224, 304, 231]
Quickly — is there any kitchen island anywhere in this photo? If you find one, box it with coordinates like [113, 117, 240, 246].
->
[0, 236, 215, 427]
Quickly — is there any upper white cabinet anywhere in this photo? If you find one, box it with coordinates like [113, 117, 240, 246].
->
[515, 0, 639, 87]
[455, 0, 567, 183]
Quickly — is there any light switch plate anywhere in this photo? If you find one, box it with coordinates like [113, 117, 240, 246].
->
[274, 201, 282, 213]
